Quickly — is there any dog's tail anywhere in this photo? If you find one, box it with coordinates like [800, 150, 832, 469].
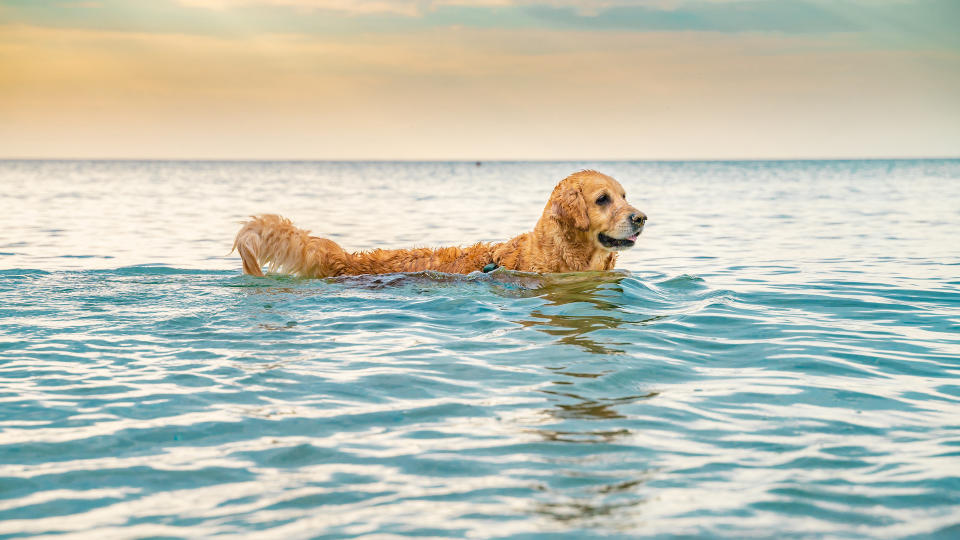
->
[231, 214, 348, 278]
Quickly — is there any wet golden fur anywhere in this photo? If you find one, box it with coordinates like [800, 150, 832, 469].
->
[232, 170, 646, 277]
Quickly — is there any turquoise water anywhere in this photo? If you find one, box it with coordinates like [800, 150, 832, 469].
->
[1, 160, 958, 538]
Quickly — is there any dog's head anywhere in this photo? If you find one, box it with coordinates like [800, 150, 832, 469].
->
[548, 170, 647, 252]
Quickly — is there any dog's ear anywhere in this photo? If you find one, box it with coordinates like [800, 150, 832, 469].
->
[552, 187, 590, 230]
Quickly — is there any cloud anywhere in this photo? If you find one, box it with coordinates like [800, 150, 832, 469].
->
[176, 0, 425, 16]
[167, 0, 846, 21]
[170, 0, 931, 17]
[57, 1, 104, 7]
[2, 0, 957, 46]
[2, 23, 958, 159]
[173, 0, 643, 16]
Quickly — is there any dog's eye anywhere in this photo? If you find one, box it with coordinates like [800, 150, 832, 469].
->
[595, 193, 611, 206]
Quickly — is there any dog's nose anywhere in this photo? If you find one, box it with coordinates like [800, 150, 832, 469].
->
[630, 212, 647, 226]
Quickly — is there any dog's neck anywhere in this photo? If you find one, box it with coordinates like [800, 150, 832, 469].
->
[536, 222, 615, 272]
[489, 218, 614, 273]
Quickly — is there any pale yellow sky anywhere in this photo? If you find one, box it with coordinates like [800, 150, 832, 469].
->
[1, 0, 959, 159]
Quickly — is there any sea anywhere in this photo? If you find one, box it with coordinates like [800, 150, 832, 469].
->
[0, 159, 958, 538]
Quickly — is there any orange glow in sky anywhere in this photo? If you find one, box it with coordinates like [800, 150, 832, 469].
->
[1, 0, 958, 159]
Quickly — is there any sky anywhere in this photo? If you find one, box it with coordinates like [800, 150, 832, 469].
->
[0, 0, 958, 160]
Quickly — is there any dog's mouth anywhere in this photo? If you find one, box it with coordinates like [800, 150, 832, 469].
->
[598, 232, 639, 249]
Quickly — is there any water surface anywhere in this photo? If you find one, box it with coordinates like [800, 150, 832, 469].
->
[1, 160, 958, 538]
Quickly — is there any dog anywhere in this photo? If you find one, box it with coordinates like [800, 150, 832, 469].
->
[232, 170, 647, 277]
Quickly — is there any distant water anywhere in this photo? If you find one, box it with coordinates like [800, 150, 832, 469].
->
[1, 160, 958, 538]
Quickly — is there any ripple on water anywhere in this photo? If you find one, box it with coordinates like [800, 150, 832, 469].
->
[2, 160, 960, 537]
[1, 264, 958, 533]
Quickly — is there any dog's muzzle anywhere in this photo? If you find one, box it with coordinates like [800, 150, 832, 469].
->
[598, 212, 647, 250]
[597, 232, 637, 248]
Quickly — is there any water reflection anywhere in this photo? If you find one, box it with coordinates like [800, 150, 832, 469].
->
[541, 389, 660, 421]
[519, 379, 660, 525]
[524, 387, 659, 445]
[533, 272, 630, 309]
[510, 273, 662, 527]
[532, 496, 646, 524]
[525, 450, 656, 527]
[513, 271, 648, 354]
[520, 313, 629, 354]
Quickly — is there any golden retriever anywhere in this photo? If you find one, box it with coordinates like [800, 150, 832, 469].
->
[232, 170, 646, 277]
